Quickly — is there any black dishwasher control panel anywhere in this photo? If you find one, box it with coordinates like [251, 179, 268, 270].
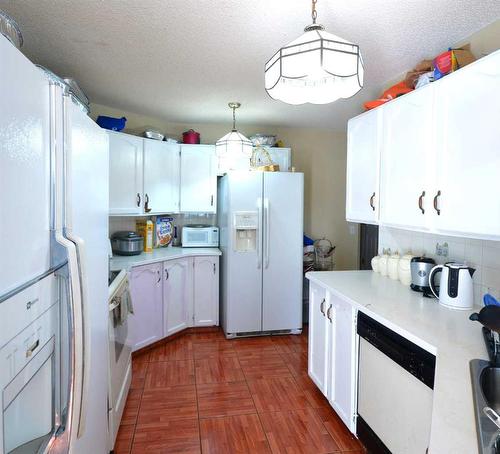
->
[357, 312, 436, 389]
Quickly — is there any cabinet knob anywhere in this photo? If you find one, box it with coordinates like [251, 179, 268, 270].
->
[136, 193, 141, 207]
[418, 190, 426, 215]
[433, 190, 441, 215]
[369, 192, 376, 211]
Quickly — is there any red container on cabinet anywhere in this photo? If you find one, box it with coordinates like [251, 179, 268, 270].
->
[182, 129, 200, 144]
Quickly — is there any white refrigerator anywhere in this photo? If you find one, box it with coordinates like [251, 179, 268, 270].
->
[0, 33, 109, 454]
[218, 171, 304, 337]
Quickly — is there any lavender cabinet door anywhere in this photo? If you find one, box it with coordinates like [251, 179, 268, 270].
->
[128, 263, 163, 351]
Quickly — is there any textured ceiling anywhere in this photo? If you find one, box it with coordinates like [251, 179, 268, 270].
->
[1, 0, 499, 130]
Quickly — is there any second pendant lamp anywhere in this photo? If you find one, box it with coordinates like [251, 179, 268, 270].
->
[216, 102, 253, 172]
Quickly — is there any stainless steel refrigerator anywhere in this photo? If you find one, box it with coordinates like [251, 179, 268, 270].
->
[0, 33, 109, 454]
[217, 171, 304, 337]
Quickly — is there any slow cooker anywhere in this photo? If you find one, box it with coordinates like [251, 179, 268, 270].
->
[111, 231, 144, 256]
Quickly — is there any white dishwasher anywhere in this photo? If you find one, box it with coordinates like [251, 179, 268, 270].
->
[356, 312, 436, 454]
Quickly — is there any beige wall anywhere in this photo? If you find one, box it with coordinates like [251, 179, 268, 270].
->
[91, 103, 359, 270]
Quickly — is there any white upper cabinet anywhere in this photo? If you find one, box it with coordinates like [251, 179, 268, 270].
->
[346, 109, 381, 224]
[193, 256, 219, 327]
[433, 54, 500, 239]
[108, 133, 218, 215]
[163, 258, 192, 337]
[347, 51, 500, 240]
[143, 140, 180, 214]
[109, 132, 144, 215]
[180, 145, 217, 213]
[379, 84, 436, 231]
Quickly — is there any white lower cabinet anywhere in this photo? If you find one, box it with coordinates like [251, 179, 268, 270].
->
[308, 283, 358, 433]
[328, 293, 358, 432]
[308, 283, 329, 394]
[193, 256, 219, 327]
[163, 258, 192, 337]
[128, 255, 220, 350]
[128, 263, 163, 351]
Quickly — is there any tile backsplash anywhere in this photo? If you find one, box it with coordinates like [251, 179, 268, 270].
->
[109, 213, 216, 241]
[378, 226, 500, 305]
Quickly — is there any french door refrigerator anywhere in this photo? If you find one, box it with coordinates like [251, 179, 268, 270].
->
[0, 33, 109, 454]
[218, 171, 304, 337]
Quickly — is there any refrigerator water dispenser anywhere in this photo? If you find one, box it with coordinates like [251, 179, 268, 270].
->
[233, 212, 258, 252]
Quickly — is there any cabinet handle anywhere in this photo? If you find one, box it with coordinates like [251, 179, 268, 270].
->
[320, 298, 326, 315]
[165, 270, 169, 280]
[369, 192, 376, 211]
[327, 305, 333, 323]
[213, 263, 216, 274]
[26, 339, 40, 358]
[26, 298, 38, 310]
[433, 190, 441, 215]
[156, 270, 161, 283]
[211, 195, 214, 206]
[418, 190, 425, 214]
[144, 193, 152, 213]
[136, 193, 141, 207]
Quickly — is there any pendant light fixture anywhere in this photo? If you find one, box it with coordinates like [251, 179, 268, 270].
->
[265, 0, 364, 105]
[215, 102, 253, 160]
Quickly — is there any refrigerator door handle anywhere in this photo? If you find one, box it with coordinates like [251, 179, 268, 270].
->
[264, 198, 270, 269]
[66, 233, 90, 439]
[54, 230, 86, 444]
[61, 94, 90, 440]
[257, 197, 263, 269]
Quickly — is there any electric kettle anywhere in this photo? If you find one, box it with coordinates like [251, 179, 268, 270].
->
[428, 262, 475, 310]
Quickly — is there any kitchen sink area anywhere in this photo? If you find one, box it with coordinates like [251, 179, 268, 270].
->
[471, 329, 500, 454]
[481, 366, 500, 413]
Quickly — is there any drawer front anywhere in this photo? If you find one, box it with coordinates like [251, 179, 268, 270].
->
[0, 304, 58, 386]
[0, 273, 58, 349]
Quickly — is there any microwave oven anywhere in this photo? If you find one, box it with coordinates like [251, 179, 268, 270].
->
[182, 226, 219, 247]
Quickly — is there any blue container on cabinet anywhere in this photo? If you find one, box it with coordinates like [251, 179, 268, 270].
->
[96, 115, 127, 131]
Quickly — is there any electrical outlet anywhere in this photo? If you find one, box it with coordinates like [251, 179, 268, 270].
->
[435, 242, 449, 257]
[435, 243, 442, 256]
[442, 242, 449, 257]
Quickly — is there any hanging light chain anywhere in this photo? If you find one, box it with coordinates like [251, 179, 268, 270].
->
[311, 0, 318, 24]
[228, 102, 241, 131]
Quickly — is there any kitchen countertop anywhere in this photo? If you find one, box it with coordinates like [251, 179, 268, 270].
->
[306, 270, 487, 454]
[110, 247, 222, 271]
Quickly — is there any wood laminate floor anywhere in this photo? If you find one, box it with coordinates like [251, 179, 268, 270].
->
[114, 327, 365, 454]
